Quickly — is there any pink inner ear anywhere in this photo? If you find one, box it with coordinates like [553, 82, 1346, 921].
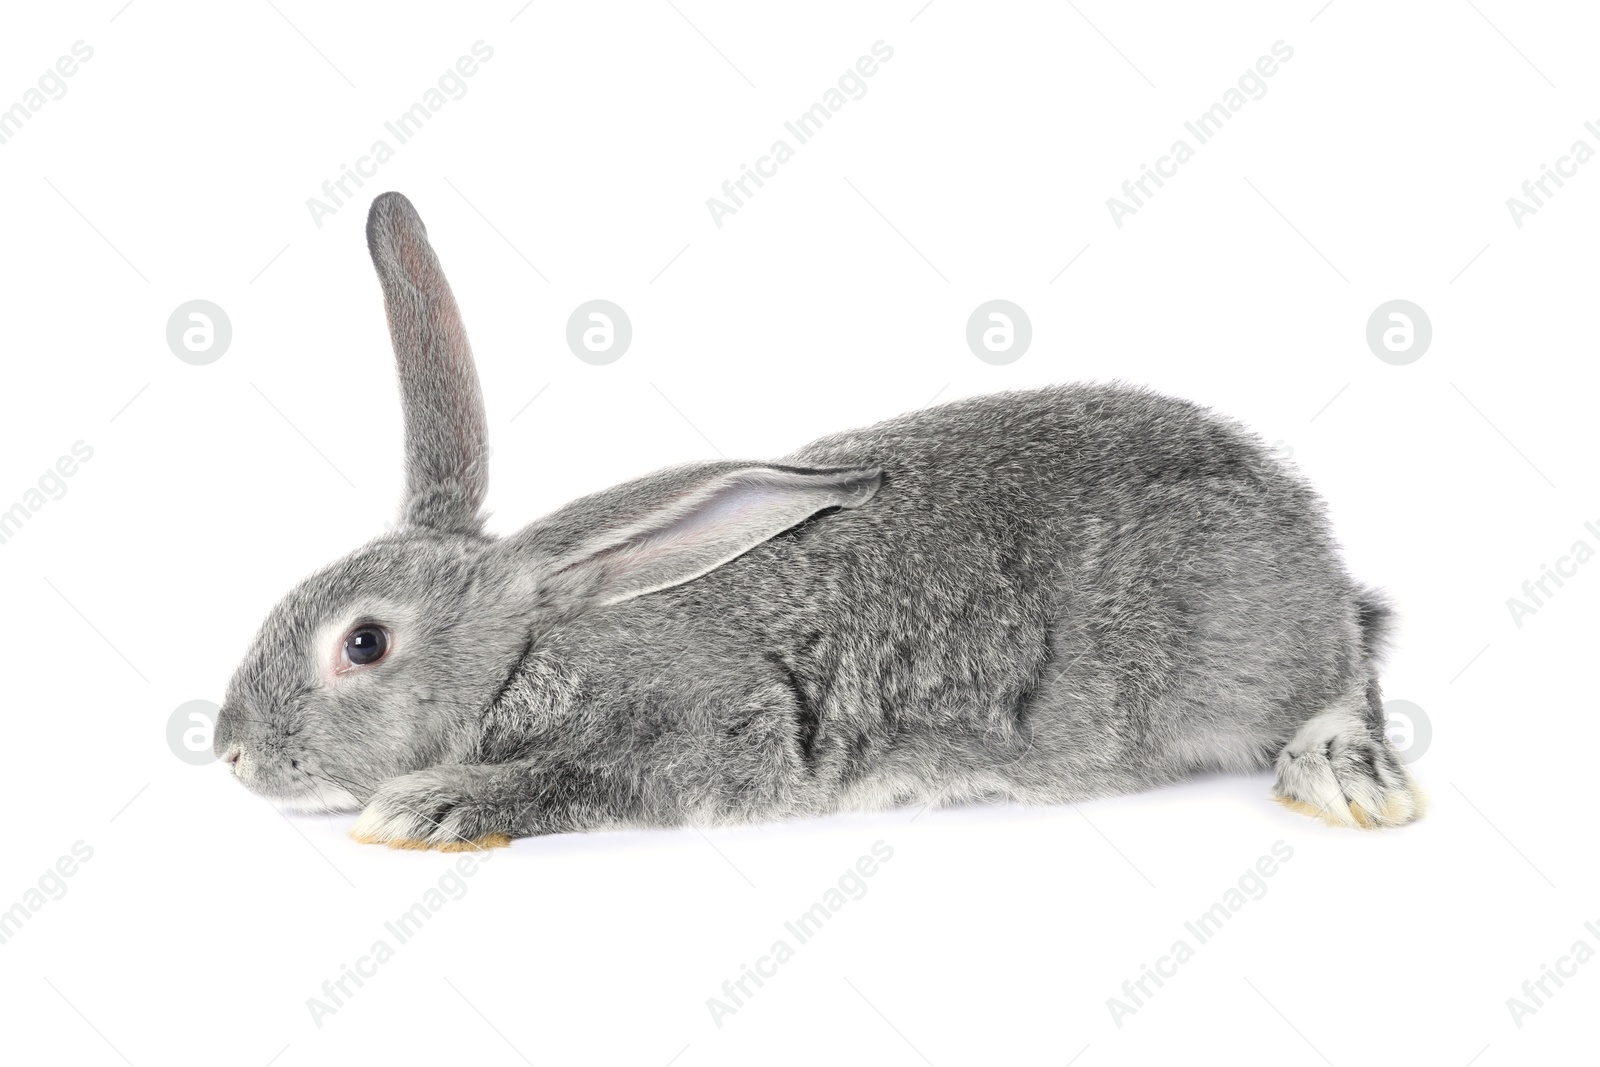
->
[547, 465, 877, 609]
[579, 472, 869, 605]
[389, 224, 433, 288]
[660, 485, 781, 545]
[589, 488, 730, 576]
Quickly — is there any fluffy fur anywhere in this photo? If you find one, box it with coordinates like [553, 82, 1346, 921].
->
[213, 192, 1423, 849]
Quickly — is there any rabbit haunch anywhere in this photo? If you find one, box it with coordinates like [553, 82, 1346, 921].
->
[214, 191, 1423, 849]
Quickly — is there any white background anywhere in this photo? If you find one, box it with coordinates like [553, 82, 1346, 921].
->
[1, 2, 1596, 1064]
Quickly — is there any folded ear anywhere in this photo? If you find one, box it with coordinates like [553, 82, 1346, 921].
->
[366, 191, 489, 533]
[549, 465, 881, 608]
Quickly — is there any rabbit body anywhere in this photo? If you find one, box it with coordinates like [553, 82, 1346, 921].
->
[458, 385, 1386, 838]
[216, 192, 1421, 849]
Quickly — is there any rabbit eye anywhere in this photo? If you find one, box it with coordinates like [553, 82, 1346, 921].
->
[343, 625, 389, 667]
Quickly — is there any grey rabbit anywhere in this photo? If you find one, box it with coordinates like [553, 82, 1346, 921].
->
[213, 191, 1424, 850]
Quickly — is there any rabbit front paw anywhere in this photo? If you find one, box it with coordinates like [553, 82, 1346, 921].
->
[350, 765, 513, 851]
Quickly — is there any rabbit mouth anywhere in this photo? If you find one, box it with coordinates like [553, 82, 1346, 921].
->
[223, 744, 365, 812]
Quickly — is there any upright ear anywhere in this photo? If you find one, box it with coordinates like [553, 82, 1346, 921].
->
[549, 465, 881, 608]
[366, 191, 489, 533]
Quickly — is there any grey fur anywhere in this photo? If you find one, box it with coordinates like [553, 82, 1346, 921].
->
[214, 192, 1422, 846]
[367, 191, 489, 533]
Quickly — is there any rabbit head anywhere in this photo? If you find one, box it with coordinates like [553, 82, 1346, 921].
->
[213, 192, 880, 813]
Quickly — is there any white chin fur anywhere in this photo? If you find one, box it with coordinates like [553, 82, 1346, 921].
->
[273, 786, 362, 814]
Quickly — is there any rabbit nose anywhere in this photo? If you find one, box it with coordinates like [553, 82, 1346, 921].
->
[212, 703, 240, 756]
[221, 744, 243, 771]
